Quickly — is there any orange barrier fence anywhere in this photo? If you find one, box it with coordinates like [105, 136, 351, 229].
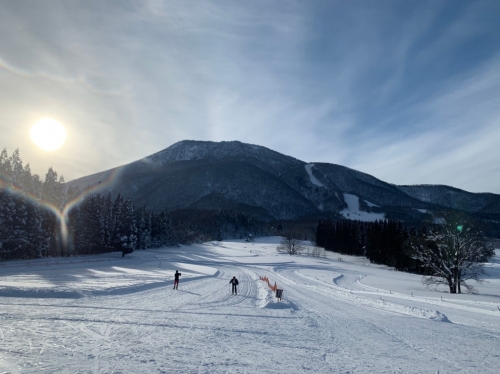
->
[259, 276, 278, 292]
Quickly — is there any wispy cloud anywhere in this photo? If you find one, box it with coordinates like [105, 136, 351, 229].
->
[0, 0, 499, 193]
[351, 52, 500, 192]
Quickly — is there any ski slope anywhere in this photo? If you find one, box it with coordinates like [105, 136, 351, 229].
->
[1, 238, 499, 373]
[340, 193, 386, 222]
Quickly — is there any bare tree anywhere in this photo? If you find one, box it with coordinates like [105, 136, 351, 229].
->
[408, 214, 494, 293]
[311, 245, 323, 257]
[277, 231, 305, 255]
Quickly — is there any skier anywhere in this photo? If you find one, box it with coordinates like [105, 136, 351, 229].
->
[229, 276, 239, 295]
[173, 270, 181, 290]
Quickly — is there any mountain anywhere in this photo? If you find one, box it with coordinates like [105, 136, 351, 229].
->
[67, 140, 500, 229]
[397, 185, 500, 215]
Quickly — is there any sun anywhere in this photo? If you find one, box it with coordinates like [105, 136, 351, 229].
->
[30, 118, 67, 151]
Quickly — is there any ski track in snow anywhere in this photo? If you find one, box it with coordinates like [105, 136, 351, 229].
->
[0, 239, 499, 373]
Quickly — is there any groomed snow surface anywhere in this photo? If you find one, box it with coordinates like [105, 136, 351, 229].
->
[1, 238, 499, 373]
[340, 193, 385, 222]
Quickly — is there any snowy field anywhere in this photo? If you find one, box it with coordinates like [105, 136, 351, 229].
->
[1, 238, 499, 373]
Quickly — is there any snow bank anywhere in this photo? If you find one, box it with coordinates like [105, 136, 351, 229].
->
[257, 278, 296, 310]
[296, 271, 451, 322]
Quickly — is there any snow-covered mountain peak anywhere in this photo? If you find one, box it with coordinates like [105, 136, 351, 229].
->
[142, 140, 304, 174]
[66, 140, 500, 228]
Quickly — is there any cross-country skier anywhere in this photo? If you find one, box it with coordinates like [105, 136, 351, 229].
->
[229, 276, 239, 295]
[173, 270, 181, 289]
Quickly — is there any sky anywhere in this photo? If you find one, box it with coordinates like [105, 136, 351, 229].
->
[1, 0, 500, 193]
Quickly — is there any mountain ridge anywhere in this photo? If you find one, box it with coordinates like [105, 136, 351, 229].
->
[67, 140, 500, 229]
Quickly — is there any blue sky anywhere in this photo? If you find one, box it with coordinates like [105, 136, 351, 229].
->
[1, 0, 500, 193]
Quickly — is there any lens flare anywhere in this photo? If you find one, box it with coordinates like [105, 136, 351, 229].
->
[0, 164, 126, 256]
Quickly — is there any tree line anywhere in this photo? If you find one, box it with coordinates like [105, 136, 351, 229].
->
[316, 219, 419, 271]
[0, 148, 268, 261]
[316, 216, 495, 293]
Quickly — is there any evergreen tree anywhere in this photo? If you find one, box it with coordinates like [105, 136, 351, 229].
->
[102, 193, 114, 251]
[42, 167, 65, 208]
[111, 194, 124, 252]
[25, 199, 47, 258]
[9, 149, 24, 188]
[120, 198, 137, 256]
[0, 148, 12, 180]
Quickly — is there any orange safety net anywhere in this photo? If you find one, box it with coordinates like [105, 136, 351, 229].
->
[259, 276, 277, 292]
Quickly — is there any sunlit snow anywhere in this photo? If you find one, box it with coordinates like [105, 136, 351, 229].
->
[0, 238, 499, 373]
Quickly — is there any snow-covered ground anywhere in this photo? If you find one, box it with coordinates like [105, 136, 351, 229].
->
[1, 238, 499, 373]
[340, 193, 386, 222]
[305, 164, 326, 188]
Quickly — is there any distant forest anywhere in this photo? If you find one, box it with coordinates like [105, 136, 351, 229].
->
[1, 148, 494, 282]
[315, 219, 424, 273]
[315, 217, 495, 281]
[0, 148, 271, 261]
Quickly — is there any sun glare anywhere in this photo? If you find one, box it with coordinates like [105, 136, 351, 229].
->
[30, 118, 67, 151]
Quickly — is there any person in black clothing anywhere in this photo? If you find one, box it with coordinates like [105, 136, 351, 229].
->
[229, 276, 239, 295]
[173, 270, 181, 289]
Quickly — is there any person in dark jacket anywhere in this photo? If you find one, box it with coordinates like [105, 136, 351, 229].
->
[173, 270, 181, 290]
[229, 276, 239, 295]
